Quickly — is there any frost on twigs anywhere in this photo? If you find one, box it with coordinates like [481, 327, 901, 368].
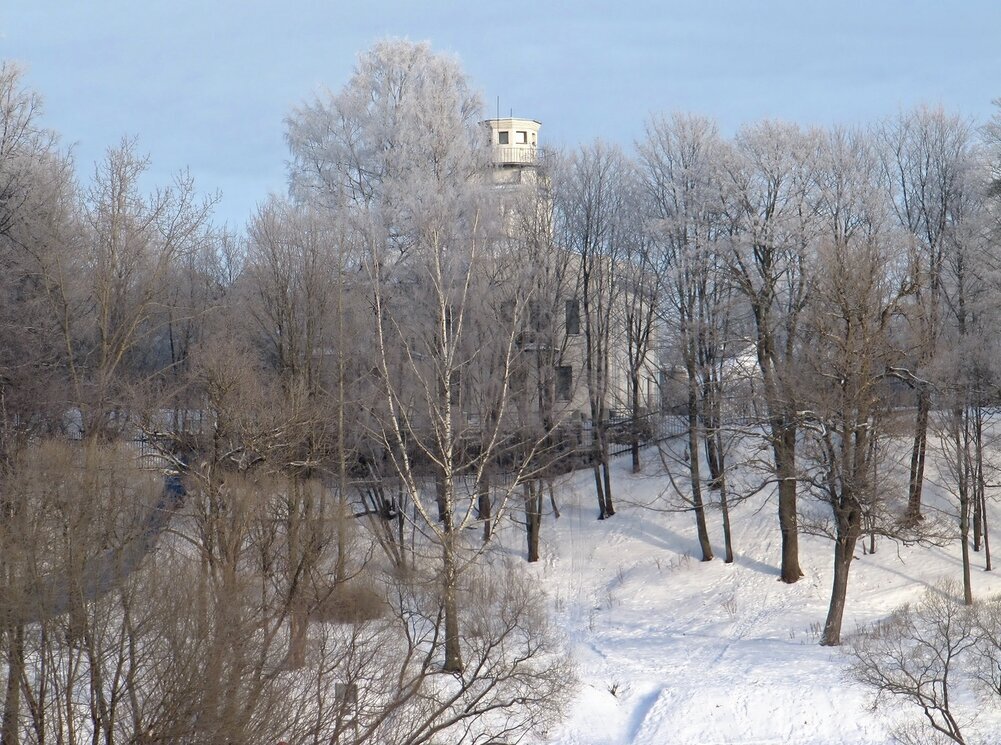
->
[845, 582, 1001, 745]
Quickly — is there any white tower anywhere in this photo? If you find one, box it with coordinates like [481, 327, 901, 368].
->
[482, 117, 542, 186]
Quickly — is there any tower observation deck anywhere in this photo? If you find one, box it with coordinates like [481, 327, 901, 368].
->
[482, 117, 542, 167]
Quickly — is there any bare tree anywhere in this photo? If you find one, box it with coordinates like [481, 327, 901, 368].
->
[879, 108, 977, 522]
[553, 142, 630, 520]
[287, 39, 562, 674]
[639, 113, 731, 561]
[496, 177, 580, 556]
[848, 584, 978, 745]
[0, 62, 77, 745]
[0, 44, 577, 745]
[927, 154, 999, 602]
[78, 140, 215, 434]
[619, 181, 659, 474]
[721, 121, 822, 582]
[640, 114, 753, 563]
[803, 127, 912, 645]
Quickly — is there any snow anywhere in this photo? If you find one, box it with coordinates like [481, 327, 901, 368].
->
[516, 448, 1001, 744]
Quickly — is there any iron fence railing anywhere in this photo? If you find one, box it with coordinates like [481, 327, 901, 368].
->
[491, 145, 538, 164]
[607, 412, 686, 457]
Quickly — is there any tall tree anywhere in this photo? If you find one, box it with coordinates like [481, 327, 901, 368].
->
[285, 39, 549, 673]
[0, 61, 76, 745]
[879, 107, 976, 521]
[553, 142, 629, 520]
[722, 121, 821, 583]
[804, 127, 911, 645]
[59, 139, 214, 437]
[639, 113, 728, 561]
[930, 154, 996, 602]
[619, 178, 659, 474]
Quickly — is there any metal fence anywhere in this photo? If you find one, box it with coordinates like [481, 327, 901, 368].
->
[607, 412, 687, 457]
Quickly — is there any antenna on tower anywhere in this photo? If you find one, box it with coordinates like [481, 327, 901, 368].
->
[496, 96, 500, 121]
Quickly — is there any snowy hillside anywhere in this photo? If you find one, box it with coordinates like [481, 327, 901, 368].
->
[517, 453, 1001, 745]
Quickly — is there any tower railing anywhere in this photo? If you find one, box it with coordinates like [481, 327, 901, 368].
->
[491, 145, 538, 165]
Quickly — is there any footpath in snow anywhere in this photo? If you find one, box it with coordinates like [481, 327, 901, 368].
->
[522, 454, 1001, 745]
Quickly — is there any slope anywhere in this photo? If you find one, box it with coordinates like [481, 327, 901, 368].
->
[525, 451, 1001, 745]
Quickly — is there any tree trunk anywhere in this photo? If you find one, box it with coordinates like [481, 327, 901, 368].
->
[973, 483, 983, 552]
[442, 539, 462, 673]
[687, 392, 713, 562]
[954, 408, 974, 605]
[477, 473, 491, 543]
[973, 405, 984, 553]
[601, 455, 614, 517]
[719, 473, 734, 564]
[960, 470, 973, 606]
[867, 436, 878, 555]
[435, 474, 447, 523]
[593, 462, 606, 520]
[288, 603, 308, 669]
[976, 398, 991, 571]
[592, 419, 614, 519]
[2, 623, 23, 745]
[774, 424, 803, 582]
[397, 482, 408, 567]
[524, 481, 542, 563]
[630, 371, 641, 474]
[704, 418, 723, 490]
[906, 387, 930, 521]
[821, 515, 859, 646]
[982, 484, 992, 572]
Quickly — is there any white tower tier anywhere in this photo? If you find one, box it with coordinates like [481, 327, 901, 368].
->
[482, 117, 541, 166]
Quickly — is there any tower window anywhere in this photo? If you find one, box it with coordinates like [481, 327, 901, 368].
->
[516, 130, 528, 144]
[556, 366, 573, 401]
[565, 299, 580, 335]
[498, 131, 509, 145]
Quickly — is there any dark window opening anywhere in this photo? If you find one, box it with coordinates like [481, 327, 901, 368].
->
[556, 365, 573, 401]
[499, 299, 516, 324]
[565, 299, 580, 335]
[498, 130, 510, 145]
[529, 299, 549, 332]
[335, 682, 358, 721]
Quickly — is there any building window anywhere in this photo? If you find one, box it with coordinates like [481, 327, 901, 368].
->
[528, 299, 552, 333]
[334, 682, 358, 723]
[565, 299, 580, 335]
[556, 365, 573, 401]
[499, 299, 516, 323]
[498, 131, 509, 145]
[516, 130, 528, 144]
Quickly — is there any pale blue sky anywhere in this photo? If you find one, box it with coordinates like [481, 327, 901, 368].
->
[3, 1, 1000, 228]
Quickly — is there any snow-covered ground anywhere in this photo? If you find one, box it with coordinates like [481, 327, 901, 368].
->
[517, 448, 1001, 745]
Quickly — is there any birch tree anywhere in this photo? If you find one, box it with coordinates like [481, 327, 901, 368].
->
[285, 39, 556, 673]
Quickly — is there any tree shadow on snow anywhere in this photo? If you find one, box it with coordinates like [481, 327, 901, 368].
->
[632, 519, 779, 577]
[626, 685, 663, 743]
